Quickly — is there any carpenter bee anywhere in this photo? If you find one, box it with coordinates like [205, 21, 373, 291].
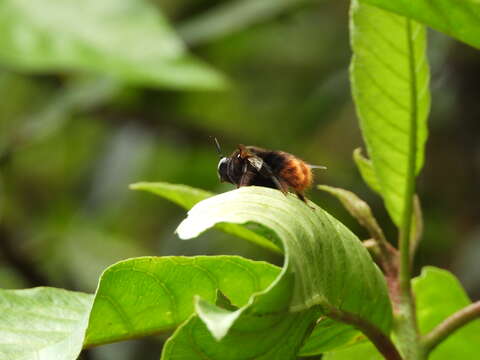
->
[214, 139, 326, 203]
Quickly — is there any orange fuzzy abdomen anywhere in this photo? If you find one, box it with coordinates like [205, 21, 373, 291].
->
[279, 156, 313, 191]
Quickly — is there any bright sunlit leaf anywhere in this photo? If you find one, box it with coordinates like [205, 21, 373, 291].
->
[0, 288, 93, 360]
[350, 0, 430, 226]
[361, 0, 480, 49]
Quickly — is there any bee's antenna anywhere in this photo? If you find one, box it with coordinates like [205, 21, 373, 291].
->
[213, 137, 223, 157]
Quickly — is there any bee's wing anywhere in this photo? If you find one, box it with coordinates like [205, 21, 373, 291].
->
[254, 159, 289, 194]
[247, 156, 264, 171]
[308, 164, 327, 170]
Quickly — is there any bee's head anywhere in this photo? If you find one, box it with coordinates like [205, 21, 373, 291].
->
[217, 157, 231, 183]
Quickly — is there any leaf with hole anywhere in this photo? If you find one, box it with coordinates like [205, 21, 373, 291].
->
[85, 256, 280, 347]
[165, 186, 393, 359]
[0, 256, 281, 359]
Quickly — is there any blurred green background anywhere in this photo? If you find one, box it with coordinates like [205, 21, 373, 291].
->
[0, 0, 479, 358]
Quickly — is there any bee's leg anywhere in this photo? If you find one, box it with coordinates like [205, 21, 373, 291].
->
[239, 173, 255, 187]
[239, 164, 256, 187]
[258, 162, 289, 195]
[275, 178, 290, 196]
[266, 171, 289, 195]
[296, 192, 307, 203]
[296, 192, 315, 209]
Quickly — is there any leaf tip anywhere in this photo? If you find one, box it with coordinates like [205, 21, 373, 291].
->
[175, 215, 211, 240]
[195, 296, 242, 341]
[129, 182, 146, 191]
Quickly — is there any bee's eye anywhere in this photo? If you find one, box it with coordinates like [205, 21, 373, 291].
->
[217, 157, 228, 171]
[217, 157, 229, 182]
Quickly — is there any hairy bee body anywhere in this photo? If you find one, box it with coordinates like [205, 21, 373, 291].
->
[217, 144, 322, 203]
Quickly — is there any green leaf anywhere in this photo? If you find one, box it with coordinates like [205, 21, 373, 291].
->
[85, 256, 279, 347]
[353, 147, 381, 194]
[299, 319, 362, 356]
[0, 0, 226, 90]
[130, 182, 283, 254]
[0, 256, 280, 359]
[323, 341, 382, 360]
[318, 184, 385, 242]
[130, 182, 214, 210]
[169, 186, 393, 359]
[325, 266, 480, 359]
[162, 306, 320, 360]
[350, 0, 431, 226]
[360, 0, 480, 49]
[0, 287, 93, 360]
[413, 266, 480, 359]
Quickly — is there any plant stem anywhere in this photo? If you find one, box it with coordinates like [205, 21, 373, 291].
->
[395, 19, 422, 360]
[327, 308, 402, 360]
[421, 301, 480, 354]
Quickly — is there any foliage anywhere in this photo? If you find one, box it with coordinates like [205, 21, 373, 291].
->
[0, 0, 225, 89]
[324, 267, 480, 360]
[0, 0, 479, 359]
[361, 0, 480, 50]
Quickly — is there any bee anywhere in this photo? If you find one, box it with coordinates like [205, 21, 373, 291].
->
[214, 139, 326, 204]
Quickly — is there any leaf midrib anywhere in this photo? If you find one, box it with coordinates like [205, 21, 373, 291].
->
[399, 18, 418, 270]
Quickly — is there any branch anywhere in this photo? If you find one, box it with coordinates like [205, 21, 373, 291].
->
[409, 195, 423, 260]
[422, 301, 480, 354]
[394, 20, 422, 360]
[327, 307, 402, 360]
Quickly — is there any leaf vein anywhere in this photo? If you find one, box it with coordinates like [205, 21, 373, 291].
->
[357, 64, 410, 112]
[97, 294, 135, 333]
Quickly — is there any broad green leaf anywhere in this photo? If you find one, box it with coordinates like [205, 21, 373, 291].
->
[131, 182, 282, 253]
[350, 1, 430, 226]
[85, 256, 279, 347]
[353, 148, 381, 194]
[0, 256, 280, 359]
[168, 187, 392, 359]
[361, 0, 480, 49]
[325, 266, 480, 359]
[413, 266, 480, 359]
[0, 287, 93, 360]
[0, 0, 225, 89]
[132, 182, 372, 356]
